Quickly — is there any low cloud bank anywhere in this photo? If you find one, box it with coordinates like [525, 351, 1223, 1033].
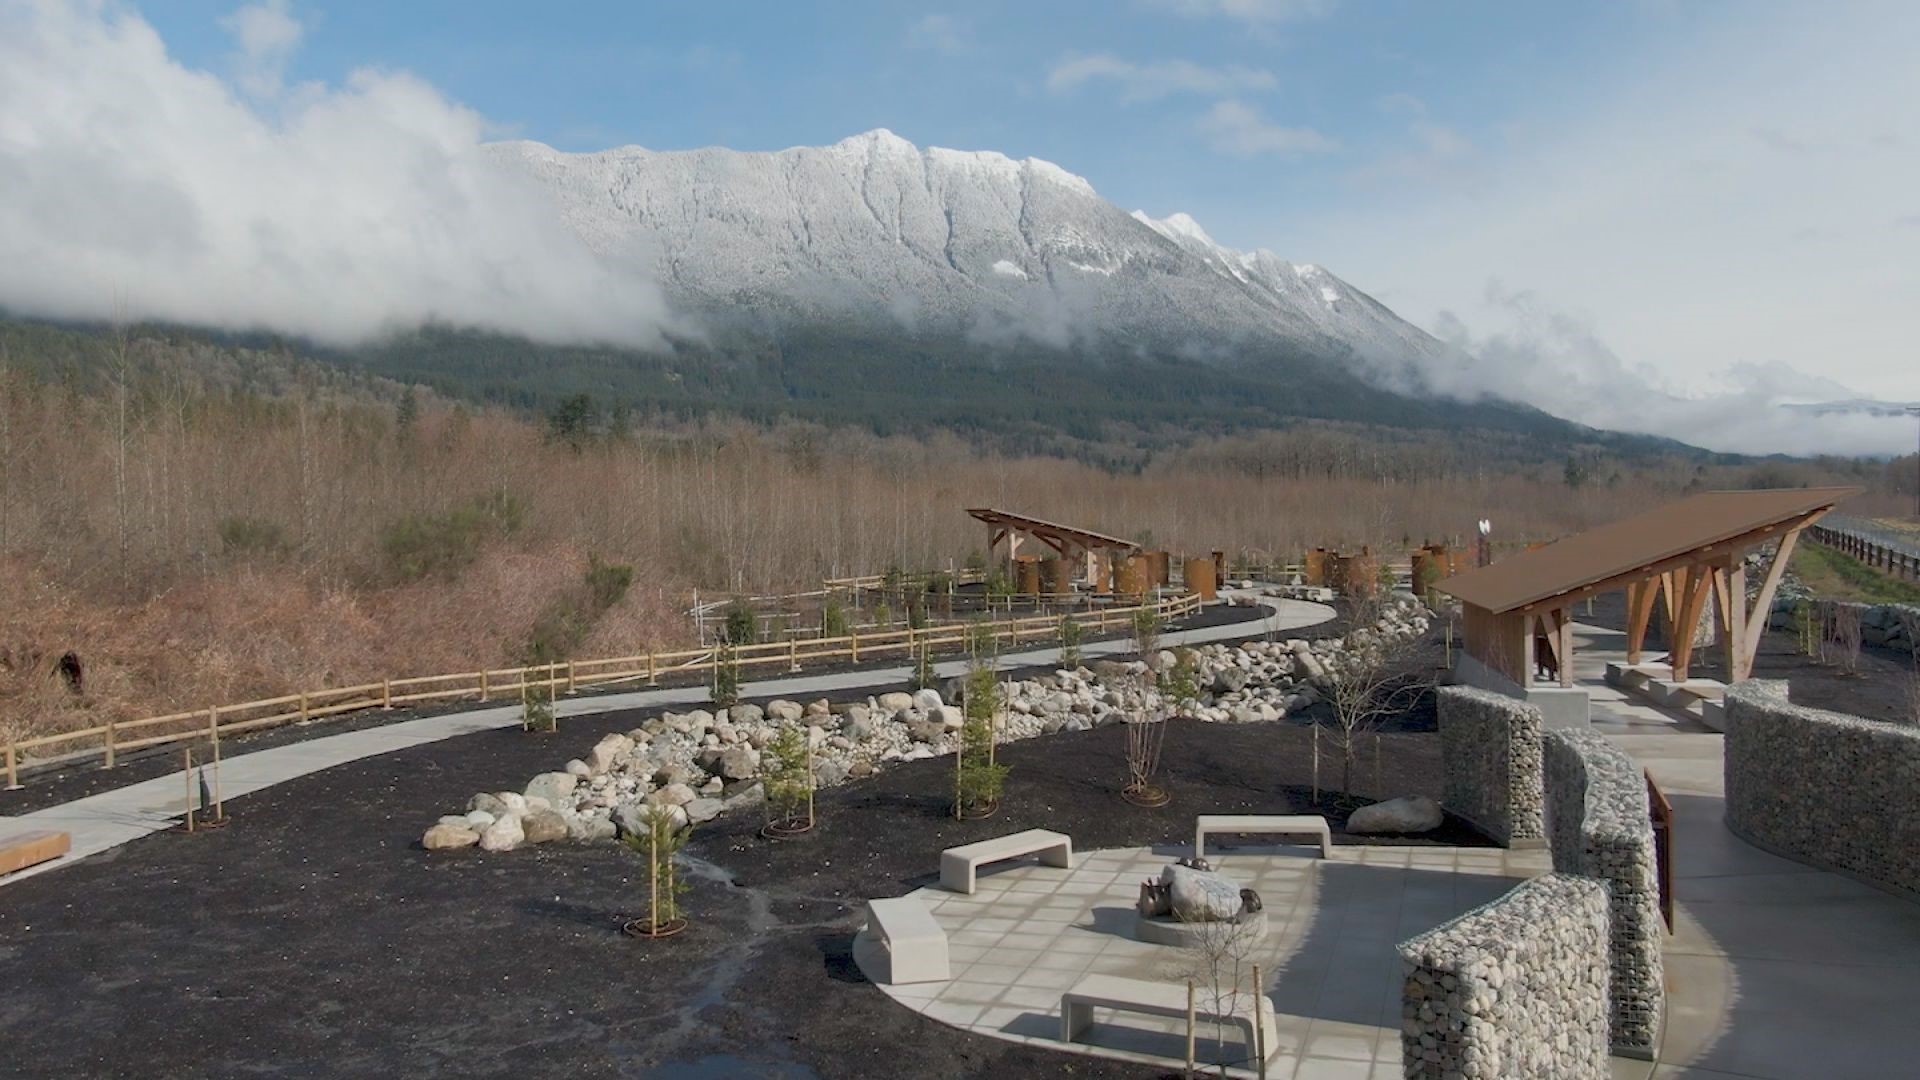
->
[1424, 286, 1914, 458]
[0, 1, 673, 348]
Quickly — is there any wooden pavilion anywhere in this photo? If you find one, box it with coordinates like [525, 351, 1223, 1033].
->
[966, 508, 1140, 591]
[1436, 487, 1858, 717]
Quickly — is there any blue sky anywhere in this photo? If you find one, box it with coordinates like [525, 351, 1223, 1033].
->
[4, 1, 1916, 452]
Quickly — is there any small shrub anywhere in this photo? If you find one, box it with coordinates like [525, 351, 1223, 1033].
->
[217, 516, 287, 556]
[955, 663, 1008, 815]
[908, 596, 928, 629]
[985, 568, 1013, 602]
[1059, 614, 1084, 667]
[872, 602, 892, 627]
[1159, 651, 1200, 716]
[381, 490, 524, 581]
[822, 595, 849, 637]
[584, 556, 634, 610]
[964, 550, 986, 573]
[926, 571, 954, 596]
[763, 725, 814, 831]
[722, 598, 758, 646]
[621, 808, 691, 933]
[525, 557, 634, 664]
[521, 675, 556, 733]
[1132, 606, 1163, 657]
[711, 643, 741, 706]
[965, 617, 996, 660]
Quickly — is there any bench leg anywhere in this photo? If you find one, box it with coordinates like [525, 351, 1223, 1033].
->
[1195, 828, 1206, 861]
[1061, 999, 1092, 1043]
[939, 855, 974, 895]
[1041, 842, 1073, 869]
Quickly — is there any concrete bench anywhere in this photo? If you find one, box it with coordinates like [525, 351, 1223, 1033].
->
[1061, 973, 1278, 1062]
[858, 895, 949, 984]
[940, 828, 1073, 894]
[1195, 814, 1330, 860]
[0, 830, 71, 877]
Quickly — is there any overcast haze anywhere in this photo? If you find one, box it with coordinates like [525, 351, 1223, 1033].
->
[1, 0, 1914, 455]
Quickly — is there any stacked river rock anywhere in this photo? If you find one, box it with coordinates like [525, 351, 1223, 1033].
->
[421, 594, 1432, 851]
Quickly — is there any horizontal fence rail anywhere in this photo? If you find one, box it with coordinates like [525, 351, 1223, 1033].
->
[2, 591, 1204, 790]
[1807, 524, 1920, 583]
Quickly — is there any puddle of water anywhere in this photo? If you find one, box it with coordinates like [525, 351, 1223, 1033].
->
[634, 1054, 819, 1080]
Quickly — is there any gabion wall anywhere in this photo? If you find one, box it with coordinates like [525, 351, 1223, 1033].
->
[1398, 873, 1611, 1079]
[1437, 686, 1545, 847]
[1724, 680, 1920, 897]
[1543, 728, 1664, 1057]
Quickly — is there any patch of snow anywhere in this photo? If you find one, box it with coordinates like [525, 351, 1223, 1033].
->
[991, 259, 1028, 280]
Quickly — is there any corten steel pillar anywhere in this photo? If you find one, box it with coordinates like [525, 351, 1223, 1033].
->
[1211, 550, 1227, 589]
[1304, 547, 1328, 587]
[1148, 550, 1171, 587]
[1040, 557, 1073, 597]
[1115, 555, 1150, 597]
[1183, 556, 1217, 601]
[1014, 557, 1041, 596]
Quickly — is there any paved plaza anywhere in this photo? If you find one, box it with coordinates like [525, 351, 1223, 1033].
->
[860, 842, 1551, 1079]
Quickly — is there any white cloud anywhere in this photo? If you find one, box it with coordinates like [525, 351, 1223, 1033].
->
[1046, 54, 1275, 103]
[1199, 99, 1336, 156]
[0, 0, 675, 348]
[1424, 288, 1915, 456]
[1279, 1, 1920, 451]
[217, 0, 302, 97]
[906, 13, 968, 54]
[1143, 0, 1337, 25]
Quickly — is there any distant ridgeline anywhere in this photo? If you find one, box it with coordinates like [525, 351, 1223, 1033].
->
[0, 313, 1700, 466]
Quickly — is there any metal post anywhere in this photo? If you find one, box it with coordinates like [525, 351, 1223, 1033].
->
[1185, 978, 1197, 1077]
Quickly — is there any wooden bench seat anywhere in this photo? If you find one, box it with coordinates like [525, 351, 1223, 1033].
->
[1060, 973, 1278, 1062]
[940, 828, 1073, 894]
[0, 830, 71, 877]
[858, 895, 949, 984]
[1195, 814, 1331, 860]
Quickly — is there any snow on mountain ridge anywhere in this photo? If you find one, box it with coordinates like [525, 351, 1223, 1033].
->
[486, 129, 1450, 369]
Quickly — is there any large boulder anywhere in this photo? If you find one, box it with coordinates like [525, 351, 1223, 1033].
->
[524, 772, 578, 807]
[911, 688, 944, 711]
[876, 691, 915, 713]
[467, 792, 510, 817]
[765, 699, 805, 722]
[422, 823, 479, 850]
[650, 782, 698, 808]
[1346, 795, 1444, 835]
[814, 757, 851, 787]
[929, 705, 965, 731]
[728, 703, 764, 725]
[903, 714, 946, 743]
[1162, 863, 1245, 922]
[586, 733, 633, 775]
[841, 703, 877, 740]
[685, 797, 725, 824]
[478, 813, 525, 852]
[522, 808, 569, 844]
[566, 811, 617, 842]
[718, 744, 761, 781]
[1212, 668, 1249, 694]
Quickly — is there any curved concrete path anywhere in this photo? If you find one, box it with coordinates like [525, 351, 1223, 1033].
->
[0, 596, 1333, 887]
[1575, 622, 1920, 1080]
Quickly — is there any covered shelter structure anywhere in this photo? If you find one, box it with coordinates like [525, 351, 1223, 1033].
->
[1436, 487, 1858, 726]
[966, 508, 1139, 592]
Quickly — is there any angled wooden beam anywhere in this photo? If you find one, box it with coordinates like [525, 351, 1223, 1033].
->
[1670, 567, 1715, 682]
[1711, 566, 1733, 640]
[1740, 529, 1801, 676]
[1626, 579, 1661, 664]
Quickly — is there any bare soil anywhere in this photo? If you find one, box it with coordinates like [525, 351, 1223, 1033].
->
[0, 705, 1472, 1079]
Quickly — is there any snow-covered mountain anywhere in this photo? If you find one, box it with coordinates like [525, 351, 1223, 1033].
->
[487, 129, 1449, 375]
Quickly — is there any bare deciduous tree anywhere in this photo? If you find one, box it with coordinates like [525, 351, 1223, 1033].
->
[1321, 597, 1429, 801]
[1180, 910, 1265, 1076]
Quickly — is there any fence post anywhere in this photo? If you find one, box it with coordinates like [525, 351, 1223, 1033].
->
[567, 661, 577, 694]
[208, 706, 219, 750]
[299, 693, 309, 723]
[4, 741, 18, 790]
[105, 722, 117, 769]
[382, 679, 392, 709]
[479, 670, 489, 702]
[850, 629, 860, 663]
[789, 638, 799, 672]
[647, 651, 657, 685]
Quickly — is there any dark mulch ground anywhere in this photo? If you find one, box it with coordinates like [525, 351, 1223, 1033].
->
[1578, 589, 1918, 723]
[0, 707, 1469, 1079]
[0, 602, 1275, 816]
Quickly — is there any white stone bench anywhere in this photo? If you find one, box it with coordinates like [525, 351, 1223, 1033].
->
[1060, 973, 1278, 1062]
[1195, 814, 1331, 860]
[939, 828, 1073, 894]
[858, 895, 949, 984]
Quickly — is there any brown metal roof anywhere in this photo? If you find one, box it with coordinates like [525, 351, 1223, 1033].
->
[1437, 487, 1859, 614]
[966, 508, 1140, 551]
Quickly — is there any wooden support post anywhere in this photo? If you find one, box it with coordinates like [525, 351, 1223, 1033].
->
[1185, 979, 1197, 1077]
[1670, 566, 1714, 682]
[789, 638, 798, 672]
[479, 671, 489, 702]
[4, 741, 18, 791]
[208, 706, 219, 749]
[647, 651, 657, 685]
[567, 660, 577, 694]
[1625, 579, 1660, 665]
[104, 721, 117, 769]
[1253, 963, 1266, 1080]
[1723, 557, 1748, 682]
[184, 748, 196, 833]
[299, 693, 309, 723]
[850, 629, 860, 664]
[212, 725, 225, 821]
[1742, 530, 1801, 679]
[382, 678, 392, 709]
[1520, 612, 1537, 688]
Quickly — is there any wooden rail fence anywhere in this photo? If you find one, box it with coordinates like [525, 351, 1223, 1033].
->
[1807, 524, 1920, 583]
[2, 592, 1203, 790]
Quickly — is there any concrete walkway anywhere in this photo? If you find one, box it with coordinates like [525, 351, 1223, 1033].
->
[1576, 622, 1920, 1080]
[0, 596, 1333, 887]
